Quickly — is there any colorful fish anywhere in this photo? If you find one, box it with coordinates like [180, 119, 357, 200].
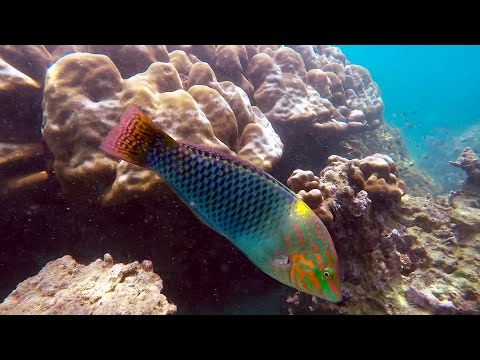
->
[100, 105, 341, 302]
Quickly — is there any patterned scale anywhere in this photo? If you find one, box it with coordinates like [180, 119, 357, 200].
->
[148, 141, 294, 254]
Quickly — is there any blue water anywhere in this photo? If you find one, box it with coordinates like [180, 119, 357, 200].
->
[339, 45, 480, 191]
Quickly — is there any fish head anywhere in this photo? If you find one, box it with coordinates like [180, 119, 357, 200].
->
[269, 249, 341, 303]
[291, 250, 341, 303]
[268, 201, 342, 303]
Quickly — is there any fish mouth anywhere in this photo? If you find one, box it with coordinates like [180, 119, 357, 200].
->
[327, 292, 343, 303]
[314, 288, 342, 303]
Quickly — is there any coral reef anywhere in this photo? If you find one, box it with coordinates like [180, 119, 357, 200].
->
[287, 169, 334, 224]
[156, 45, 384, 140]
[345, 154, 407, 201]
[4, 170, 49, 193]
[339, 123, 442, 196]
[49, 45, 170, 79]
[0, 143, 49, 198]
[247, 46, 383, 138]
[287, 154, 406, 224]
[0, 45, 52, 84]
[0, 254, 176, 315]
[2, 45, 476, 316]
[42, 53, 283, 205]
[286, 157, 480, 314]
[449, 147, 480, 185]
[0, 143, 44, 167]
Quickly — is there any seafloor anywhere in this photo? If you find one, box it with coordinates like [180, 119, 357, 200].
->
[0, 45, 478, 315]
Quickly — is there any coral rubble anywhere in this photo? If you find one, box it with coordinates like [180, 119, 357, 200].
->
[0, 254, 176, 315]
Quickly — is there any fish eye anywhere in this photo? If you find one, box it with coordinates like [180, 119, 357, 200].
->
[322, 268, 332, 279]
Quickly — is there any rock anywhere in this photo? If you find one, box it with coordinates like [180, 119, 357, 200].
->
[0, 254, 176, 315]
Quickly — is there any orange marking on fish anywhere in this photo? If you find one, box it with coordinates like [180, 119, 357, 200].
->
[300, 276, 307, 289]
[325, 249, 332, 265]
[291, 253, 314, 270]
[299, 256, 314, 269]
[315, 253, 325, 268]
[290, 265, 300, 287]
[292, 223, 305, 247]
[313, 222, 325, 237]
[327, 277, 341, 299]
[311, 243, 319, 252]
[293, 264, 307, 289]
[307, 271, 321, 292]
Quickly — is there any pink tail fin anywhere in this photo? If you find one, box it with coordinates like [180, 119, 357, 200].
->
[100, 105, 174, 166]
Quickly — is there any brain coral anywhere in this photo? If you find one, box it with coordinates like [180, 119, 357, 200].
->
[42, 53, 283, 205]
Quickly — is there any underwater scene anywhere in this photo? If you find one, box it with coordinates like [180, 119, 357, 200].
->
[0, 45, 479, 315]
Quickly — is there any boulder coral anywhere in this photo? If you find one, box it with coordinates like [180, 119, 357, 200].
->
[247, 46, 383, 136]
[49, 45, 170, 79]
[0, 45, 52, 84]
[42, 53, 283, 205]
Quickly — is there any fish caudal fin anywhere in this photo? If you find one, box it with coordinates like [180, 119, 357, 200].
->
[100, 105, 175, 167]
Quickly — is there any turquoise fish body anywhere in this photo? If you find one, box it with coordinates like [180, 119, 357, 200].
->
[100, 105, 341, 302]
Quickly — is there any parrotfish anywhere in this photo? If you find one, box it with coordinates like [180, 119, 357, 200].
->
[100, 105, 341, 302]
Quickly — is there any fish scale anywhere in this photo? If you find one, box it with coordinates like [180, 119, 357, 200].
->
[100, 104, 341, 302]
[151, 143, 291, 246]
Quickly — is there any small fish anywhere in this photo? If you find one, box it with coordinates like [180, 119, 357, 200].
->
[100, 105, 341, 302]
[399, 162, 415, 171]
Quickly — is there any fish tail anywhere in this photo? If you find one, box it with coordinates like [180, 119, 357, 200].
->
[100, 105, 176, 167]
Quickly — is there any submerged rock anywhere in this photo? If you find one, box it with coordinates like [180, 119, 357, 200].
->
[0, 254, 177, 315]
